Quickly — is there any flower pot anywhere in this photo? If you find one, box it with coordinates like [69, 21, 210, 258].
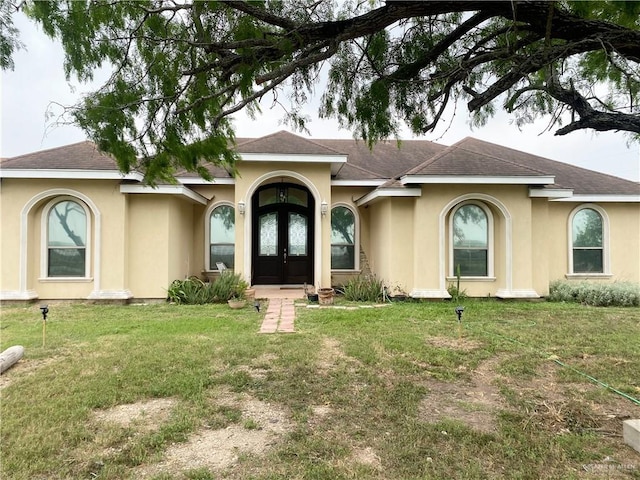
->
[244, 288, 256, 302]
[307, 293, 319, 303]
[228, 299, 246, 309]
[318, 288, 335, 305]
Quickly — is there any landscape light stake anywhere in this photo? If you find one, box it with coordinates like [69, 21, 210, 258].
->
[39, 305, 48, 347]
[455, 306, 464, 339]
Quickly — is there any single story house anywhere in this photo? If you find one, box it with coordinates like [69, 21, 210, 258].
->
[1, 130, 639, 302]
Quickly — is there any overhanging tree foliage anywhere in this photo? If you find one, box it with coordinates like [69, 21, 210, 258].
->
[5, 1, 640, 183]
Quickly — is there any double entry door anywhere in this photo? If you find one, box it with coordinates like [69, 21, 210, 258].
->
[252, 183, 314, 285]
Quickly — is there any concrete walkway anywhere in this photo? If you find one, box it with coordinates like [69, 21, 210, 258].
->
[254, 286, 304, 334]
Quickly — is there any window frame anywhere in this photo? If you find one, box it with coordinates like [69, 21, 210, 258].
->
[330, 203, 359, 271]
[41, 196, 92, 279]
[567, 204, 610, 277]
[448, 201, 494, 279]
[207, 202, 236, 271]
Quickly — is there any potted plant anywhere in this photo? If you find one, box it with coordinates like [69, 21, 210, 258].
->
[227, 278, 248, 309]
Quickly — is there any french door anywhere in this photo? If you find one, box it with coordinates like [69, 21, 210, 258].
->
[252, 184, 314, 285]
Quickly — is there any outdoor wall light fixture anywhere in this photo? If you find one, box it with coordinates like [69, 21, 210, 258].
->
[238, 200, 245, 215]
[321, 201, 328, 216]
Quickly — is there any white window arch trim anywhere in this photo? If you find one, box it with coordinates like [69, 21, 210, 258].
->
[41, 196, 93, 280]
[448, 200, 495, 279]
[567, 203, 611, 277]
[204, 200, 236, 271]
[330, 202, 360, 272]
[16, 190, 101, 300]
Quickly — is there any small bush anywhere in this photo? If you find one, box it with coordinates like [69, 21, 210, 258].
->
[548, 280, 639, 307]
[340, 275, 385, 302]
[167, 277, 216, 305]
[167, 271, 248, 305]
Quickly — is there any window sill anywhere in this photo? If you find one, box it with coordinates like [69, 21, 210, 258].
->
[446, 276, 496, 282]
[39, 277, 93, 283]
[565, 273, 612, 280]
[331, 269, 362, 273]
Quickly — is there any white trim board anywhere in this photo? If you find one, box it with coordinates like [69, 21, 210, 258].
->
[119, 184, 208, 205]
[401, 175, 555, 185]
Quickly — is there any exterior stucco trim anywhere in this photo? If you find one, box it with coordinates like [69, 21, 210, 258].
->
[241, 170, 323, 288]
[204, 200, 236, 272]
[439, 194, 513, 295]
[87, 289, 133, 300]
[330, 202, 360, 272]
[356, 187, 421, 207]
[410, 288, 452, 299]
[552, 195, 640, 203]
[20, 189, 103, 299]
[1, 169, 143, 181]
[119, 184, 208, 205]
[0, 290, 39, 301]
[567, 204, 611, 276]
[495, 289, 540, 298]
[528, 188, 574, 198]
[177, 178, 235, 185]
[402, 175, 555, 185]
[331, 179, 387, 187]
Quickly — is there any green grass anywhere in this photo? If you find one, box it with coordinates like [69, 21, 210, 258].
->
[1, 301, 639, 479]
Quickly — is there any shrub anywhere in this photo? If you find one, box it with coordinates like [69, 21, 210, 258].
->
[167, 277, 216, 305]
[548, 280, 639, 307]
[167, 271, 248, 305]
[340, 275, 385, 302]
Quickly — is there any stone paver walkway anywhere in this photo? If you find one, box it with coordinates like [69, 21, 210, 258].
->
[259, 298, 296, 333]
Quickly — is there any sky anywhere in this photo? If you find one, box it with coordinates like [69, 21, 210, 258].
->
[2, 12, 639, 183]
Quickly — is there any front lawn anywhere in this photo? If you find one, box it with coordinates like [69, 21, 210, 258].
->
[1, 301, 638, 479]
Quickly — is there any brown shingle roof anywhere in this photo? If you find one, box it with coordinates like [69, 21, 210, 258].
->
[401, 137, 639, 195]
[236, 130, 343, 155]
[2, 133, 637, 196]
[0, 141, 119, 170]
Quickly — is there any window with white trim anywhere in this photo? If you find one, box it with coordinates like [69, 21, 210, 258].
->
[331, 205, 356, 270]
[450, 203, 492, 277]
[210, 204, 235, 269]
[571, 207, 604, 273]
[46, 199, 88, 277]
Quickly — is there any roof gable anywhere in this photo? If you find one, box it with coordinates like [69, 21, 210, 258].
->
[236, 130, 342, 156]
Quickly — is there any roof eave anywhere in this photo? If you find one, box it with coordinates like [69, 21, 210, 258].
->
[551, 194, 640, 203]
[0, 169, 144, 182]
[119, 184, 208, 205]
[355, 187, 421, 207]
[400, 175, 555, 185]
[239, 152, 348, 175]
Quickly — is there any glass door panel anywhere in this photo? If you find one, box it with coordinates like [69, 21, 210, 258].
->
[288, 213, 307, 256]
[259, 212, 278, 256]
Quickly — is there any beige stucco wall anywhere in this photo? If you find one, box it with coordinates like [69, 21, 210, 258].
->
[0, 179, 128, 300]
[3, 173, 638, 302]
[408, 185, 538, 298]
[544, 202, 640, 285]
[127, 195, 199, 299]
[231, 161, 333, 288]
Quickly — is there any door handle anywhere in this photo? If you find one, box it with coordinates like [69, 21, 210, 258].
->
[283, 248, 287, 263]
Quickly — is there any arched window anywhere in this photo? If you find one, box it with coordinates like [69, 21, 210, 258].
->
[331, 206, 356, 270]
[571, 207, 604, 273]
[210, 204, 235, 270]
[46, 199, 88, 277]
[451, 203, 490, 277]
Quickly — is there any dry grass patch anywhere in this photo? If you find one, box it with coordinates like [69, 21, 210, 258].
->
[133, 389, 293, 478]
[419, 356, 507, 434]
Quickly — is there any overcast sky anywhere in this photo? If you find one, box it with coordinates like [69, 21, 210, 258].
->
[2, 12, 639, 182]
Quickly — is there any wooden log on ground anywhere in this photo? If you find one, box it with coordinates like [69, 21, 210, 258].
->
[0, 345, 25, 374]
